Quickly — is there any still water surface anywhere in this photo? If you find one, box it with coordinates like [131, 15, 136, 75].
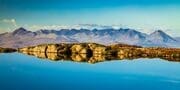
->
[0, 53, 180, 90]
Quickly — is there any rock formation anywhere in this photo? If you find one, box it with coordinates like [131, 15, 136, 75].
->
[18, 43, 180, 63]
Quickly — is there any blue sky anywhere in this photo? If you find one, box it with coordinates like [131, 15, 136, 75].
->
[0, 0, 180, 36]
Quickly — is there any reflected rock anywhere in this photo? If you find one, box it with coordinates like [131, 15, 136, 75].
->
[71, 44, 89, 54]
[46, 52, 60, 60]
[88, 54, 106, 63]
[71, 54, 89, 62]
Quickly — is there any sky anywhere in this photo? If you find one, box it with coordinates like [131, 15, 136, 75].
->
[0, 0, 180, 36]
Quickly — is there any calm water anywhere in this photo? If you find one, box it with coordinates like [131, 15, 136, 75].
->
[0, 53, 180, 90]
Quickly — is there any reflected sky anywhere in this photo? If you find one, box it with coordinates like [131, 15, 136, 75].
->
[0, 53, 180, 90]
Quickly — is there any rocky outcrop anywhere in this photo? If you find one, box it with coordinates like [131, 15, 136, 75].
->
[19, 43, 107, 55]
[18, 43, 180, 63]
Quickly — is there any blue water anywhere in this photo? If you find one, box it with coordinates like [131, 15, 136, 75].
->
[0, 53, 180, 90]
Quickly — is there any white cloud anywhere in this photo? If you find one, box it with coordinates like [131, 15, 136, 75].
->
[27, 24, 121, 31]
[1, 19, 17, 27]
[27, 25, 77, 31]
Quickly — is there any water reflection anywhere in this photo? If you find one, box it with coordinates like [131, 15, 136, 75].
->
[20, 51, 180, 63]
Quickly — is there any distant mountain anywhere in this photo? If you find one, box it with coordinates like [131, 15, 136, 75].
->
[146, 30, 176, 43]
[175, 37, 180, 42]
[12, 27, 29, 35]
[0, 27, 179, 48]
[140, 30, 178, 47]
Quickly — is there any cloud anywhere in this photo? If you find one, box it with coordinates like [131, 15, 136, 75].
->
[1, 19, 17, 27]
[27, 25, 75, 31]
[27, 24, 121, 31]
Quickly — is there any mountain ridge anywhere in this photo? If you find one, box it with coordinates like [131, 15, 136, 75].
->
[0, 27, 179, 48]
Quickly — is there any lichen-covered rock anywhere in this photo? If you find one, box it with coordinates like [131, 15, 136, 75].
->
[118, 50, 125, 55]
[88, 43, 105, 50]
[33, 45, 47, 52]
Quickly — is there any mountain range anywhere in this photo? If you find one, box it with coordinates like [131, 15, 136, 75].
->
[0, 27, 179, 48]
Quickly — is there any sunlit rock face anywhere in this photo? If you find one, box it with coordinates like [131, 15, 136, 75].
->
[34, 45, 47, 52]
[19, 45, 47, 52]
[46, 44, 59, 53]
